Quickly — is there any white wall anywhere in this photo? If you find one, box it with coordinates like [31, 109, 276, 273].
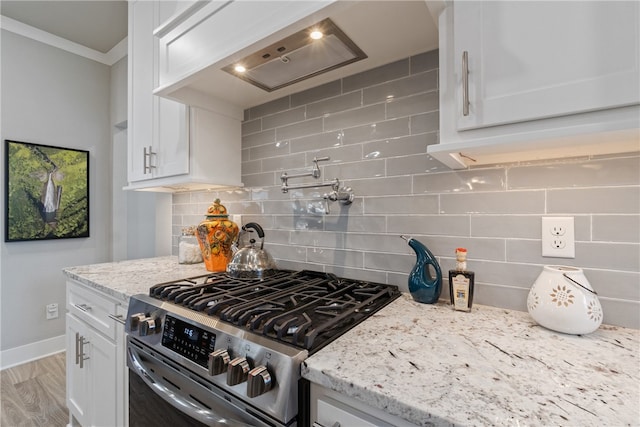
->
[0, 30, 112, 357]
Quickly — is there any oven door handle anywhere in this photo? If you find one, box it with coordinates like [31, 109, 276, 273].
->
[128, 347, 253, 427]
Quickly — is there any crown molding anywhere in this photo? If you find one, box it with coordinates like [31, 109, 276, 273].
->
[0, 15, 126, 66]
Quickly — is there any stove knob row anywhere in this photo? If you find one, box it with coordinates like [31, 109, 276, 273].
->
[207, 350, 274, 397]
[247, 365, 272, 398]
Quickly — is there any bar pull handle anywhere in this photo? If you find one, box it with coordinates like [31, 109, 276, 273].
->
[143, 146, 156, 173]
[74, 303, 91, 312]
[108, 313, 126, 325]
[75, 332, 81, 365]
[79, 336, 90, 369]
[462, 51, 470, 117]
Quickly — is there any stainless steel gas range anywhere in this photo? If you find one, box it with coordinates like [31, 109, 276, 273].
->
[125, 270, 401, 427]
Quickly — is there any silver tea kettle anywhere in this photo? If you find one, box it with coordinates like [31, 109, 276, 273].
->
[226, 222, 277, 279]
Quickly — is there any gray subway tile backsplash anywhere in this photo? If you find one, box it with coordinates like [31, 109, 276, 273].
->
[172, 49, 640, 329]
[291, 80, 342, 107]
[548, 187, 640, 214]
[306, 91, 362, 119]
[341, 117, 410, 145]
[342, 58, 409, 92]
[261, 106, 307, 130]
[323, 103, 386, 132]
[363, 70, 438, 105]
[410, 50, 439, 74]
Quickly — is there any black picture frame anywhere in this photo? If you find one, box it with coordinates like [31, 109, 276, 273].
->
[4, 139, 90, 242]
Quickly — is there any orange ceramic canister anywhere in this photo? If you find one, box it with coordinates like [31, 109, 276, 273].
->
[195, 199, 239, 272]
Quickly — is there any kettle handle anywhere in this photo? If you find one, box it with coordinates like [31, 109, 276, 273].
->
[243, 223, 265, 249]
[243, 223, 265, 238]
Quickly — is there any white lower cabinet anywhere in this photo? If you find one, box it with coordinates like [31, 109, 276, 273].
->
[310, 383, 417, 427]
[66, 280, 128, 427]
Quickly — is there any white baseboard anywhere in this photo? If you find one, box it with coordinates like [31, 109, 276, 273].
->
[0, 335, 65, 370]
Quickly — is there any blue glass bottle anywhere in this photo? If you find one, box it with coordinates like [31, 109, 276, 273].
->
[401, 235, 442, 304]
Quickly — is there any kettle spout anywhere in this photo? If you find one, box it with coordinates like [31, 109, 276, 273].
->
[401, 235, 443, 304]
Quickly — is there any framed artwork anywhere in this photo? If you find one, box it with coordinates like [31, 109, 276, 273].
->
[4, 139, 89, 242]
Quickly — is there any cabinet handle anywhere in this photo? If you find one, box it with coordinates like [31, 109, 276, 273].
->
[462, 50, 470, 116]
[79, 337, 90, 369]
[75, 332, 81, 365]
[144, 146, 156, 174]
[74, 303, 91, 312]
[108, 313, 126, 325]
[75, 333, 90, 368]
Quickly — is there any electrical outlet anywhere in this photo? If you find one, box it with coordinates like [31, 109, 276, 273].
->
[231, 214, 242, 228]
[46, 303, 59, 320]
[542, 217, 575, 258]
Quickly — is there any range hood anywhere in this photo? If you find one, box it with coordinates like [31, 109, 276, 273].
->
[154, 1, 440, 111]
[221, 18, 367, 92]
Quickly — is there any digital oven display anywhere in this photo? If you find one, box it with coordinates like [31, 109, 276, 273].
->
[162, 315, 216, 367]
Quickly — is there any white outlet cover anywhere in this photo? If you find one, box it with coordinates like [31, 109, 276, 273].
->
[542, 217, 575, 258]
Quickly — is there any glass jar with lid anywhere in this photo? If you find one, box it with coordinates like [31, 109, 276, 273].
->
[178, 226, 203, 264]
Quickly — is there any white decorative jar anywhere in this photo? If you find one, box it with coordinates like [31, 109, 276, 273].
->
[527, 265, 603, 335]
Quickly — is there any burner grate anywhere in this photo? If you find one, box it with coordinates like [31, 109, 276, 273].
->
[148, 270, 401, 353]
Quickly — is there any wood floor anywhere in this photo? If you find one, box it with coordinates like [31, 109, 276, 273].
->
[1, 352, 68, 427]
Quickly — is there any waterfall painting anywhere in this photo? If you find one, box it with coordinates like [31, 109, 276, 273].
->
[4, 140, 89, 242]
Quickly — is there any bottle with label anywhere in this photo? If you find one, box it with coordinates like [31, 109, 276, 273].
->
[449, 248, 475, 312]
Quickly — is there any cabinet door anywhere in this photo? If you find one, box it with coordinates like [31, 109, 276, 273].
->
[114, 304, 129, 427]
[66, 313, 118, 427]
[454, 1, 640, 130]
[128, 0, 189, 183]
[87, 326, 117, 427]
[66, 314, 89, 427]
[152, 96, 189, 178]
[128, 0, 155, 182]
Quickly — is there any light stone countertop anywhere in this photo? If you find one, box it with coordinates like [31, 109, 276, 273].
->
[301, 294, 640, 427]
[62, 256, 210, 303]
[62, 257, 640, 426]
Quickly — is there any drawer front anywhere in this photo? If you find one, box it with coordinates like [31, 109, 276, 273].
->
[67, 281, 123, 341]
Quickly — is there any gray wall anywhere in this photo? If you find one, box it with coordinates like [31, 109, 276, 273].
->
[0, 31, 112, 351]
[172, 50, 640, 329]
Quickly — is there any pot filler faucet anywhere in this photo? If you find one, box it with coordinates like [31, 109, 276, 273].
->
[280, 156, 355, 214]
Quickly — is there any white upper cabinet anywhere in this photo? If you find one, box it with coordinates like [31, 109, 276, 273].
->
[128, 0, 189, 184]
[430, 1, 640, 169]
[456, 1, 639, 130]
[127, 0, 243, 191]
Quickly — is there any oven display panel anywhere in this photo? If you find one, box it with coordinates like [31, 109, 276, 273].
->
[162, 315, 216, 367]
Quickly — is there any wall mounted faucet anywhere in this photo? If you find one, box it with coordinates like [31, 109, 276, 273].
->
[280, 157, 354, 214]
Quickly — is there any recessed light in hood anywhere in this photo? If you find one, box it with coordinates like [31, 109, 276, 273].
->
[222, 18, 367, 92]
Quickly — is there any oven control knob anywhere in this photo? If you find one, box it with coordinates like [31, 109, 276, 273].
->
[129, 313, 147, 330]
[227, 357, 250, 386]
[208, 349, 231, 376]
[247, 365, 272, 398]
[139, 317, 160, 336]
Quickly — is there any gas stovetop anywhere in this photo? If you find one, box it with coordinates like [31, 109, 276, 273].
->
[147, 269, 401, 354]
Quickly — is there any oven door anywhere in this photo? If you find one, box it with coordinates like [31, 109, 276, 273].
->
[127, 337, 284, 427]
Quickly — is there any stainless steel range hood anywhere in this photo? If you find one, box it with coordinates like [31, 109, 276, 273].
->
[222, 18, 367, 92]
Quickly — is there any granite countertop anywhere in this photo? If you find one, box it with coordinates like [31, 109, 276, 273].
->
[62, 256, 210, 303]
[301, 294, 640, 427]
[63, 257, 639, 426]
